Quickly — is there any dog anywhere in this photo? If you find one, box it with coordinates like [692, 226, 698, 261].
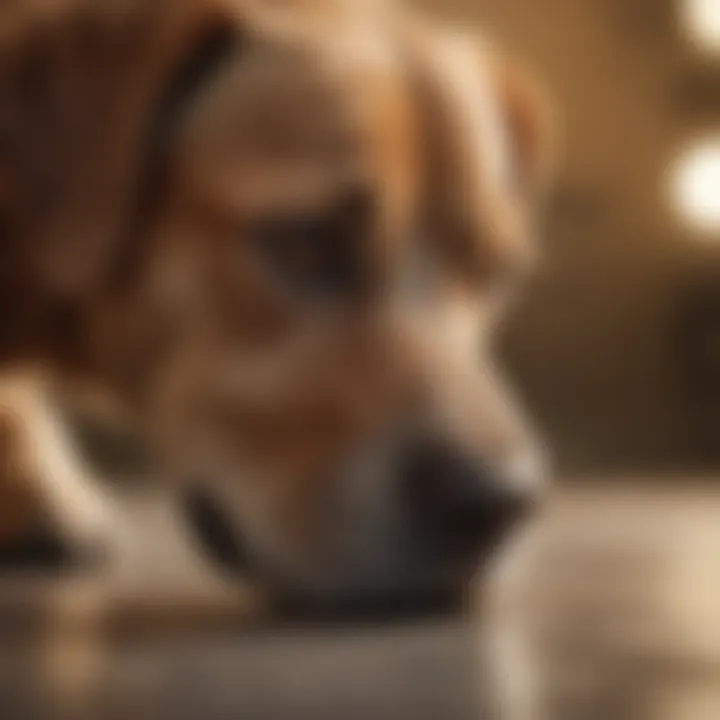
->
[0, 0, 552, 650]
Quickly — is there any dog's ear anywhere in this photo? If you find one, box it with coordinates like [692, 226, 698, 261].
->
[0, 0, 239, 299]
[405, 25, 555, 283]
[489, 52, 555, 204]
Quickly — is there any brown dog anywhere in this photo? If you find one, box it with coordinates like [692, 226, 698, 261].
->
[0, 0, 552, 632]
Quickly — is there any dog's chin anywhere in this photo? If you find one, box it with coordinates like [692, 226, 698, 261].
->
[274, 585, 466, 625]
[181, 486, 511, 624]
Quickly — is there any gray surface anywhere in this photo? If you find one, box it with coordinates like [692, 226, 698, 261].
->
[0, 621, 480, 720]
[2, 483, 720, 720]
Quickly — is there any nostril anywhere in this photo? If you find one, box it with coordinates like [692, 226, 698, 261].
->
[401, 440, 538, 558]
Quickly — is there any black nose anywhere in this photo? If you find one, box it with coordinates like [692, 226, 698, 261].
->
[401, 439, 538, 559]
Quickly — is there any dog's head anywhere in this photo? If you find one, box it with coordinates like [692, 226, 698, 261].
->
[3, 1, 553, 614]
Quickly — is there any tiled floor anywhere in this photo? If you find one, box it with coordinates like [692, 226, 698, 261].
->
[0, 482, 719, 720]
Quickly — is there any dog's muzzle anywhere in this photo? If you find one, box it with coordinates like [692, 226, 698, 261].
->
[182, 433, 544, 621]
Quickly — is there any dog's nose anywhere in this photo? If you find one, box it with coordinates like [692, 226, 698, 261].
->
[401, 439, 540, 559]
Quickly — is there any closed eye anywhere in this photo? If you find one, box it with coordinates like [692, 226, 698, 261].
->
[249, 186, 375, 300]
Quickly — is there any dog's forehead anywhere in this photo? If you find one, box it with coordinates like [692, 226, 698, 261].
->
[238, 0, 390, 46]
[175, 57, 362, 211]
[172, 14, 417, 219]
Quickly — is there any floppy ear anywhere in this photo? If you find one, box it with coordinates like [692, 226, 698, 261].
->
[490, 52, 555, 203]
[0, 0, 238, 298]
[403, 23, 555, 282]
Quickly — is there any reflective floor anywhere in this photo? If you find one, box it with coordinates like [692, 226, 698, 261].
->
[530, 483, 720, 720]
[0, 482, 719, 720]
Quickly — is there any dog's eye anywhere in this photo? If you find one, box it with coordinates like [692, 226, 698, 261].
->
[250, 188, 374, 300]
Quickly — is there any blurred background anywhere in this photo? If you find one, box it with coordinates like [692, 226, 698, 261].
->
[1, 1, 720, 719]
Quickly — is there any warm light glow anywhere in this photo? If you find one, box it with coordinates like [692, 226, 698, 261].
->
[682, 0, 720, 52]
[671, 137, 720, 235]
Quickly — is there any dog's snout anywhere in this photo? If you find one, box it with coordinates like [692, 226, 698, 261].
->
[402, 439, 540, 559]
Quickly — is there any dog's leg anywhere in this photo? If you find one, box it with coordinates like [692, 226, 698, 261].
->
[1, 496, 267, 632]
[0, 373, 266, 628]
[0, 373, 114, 561]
